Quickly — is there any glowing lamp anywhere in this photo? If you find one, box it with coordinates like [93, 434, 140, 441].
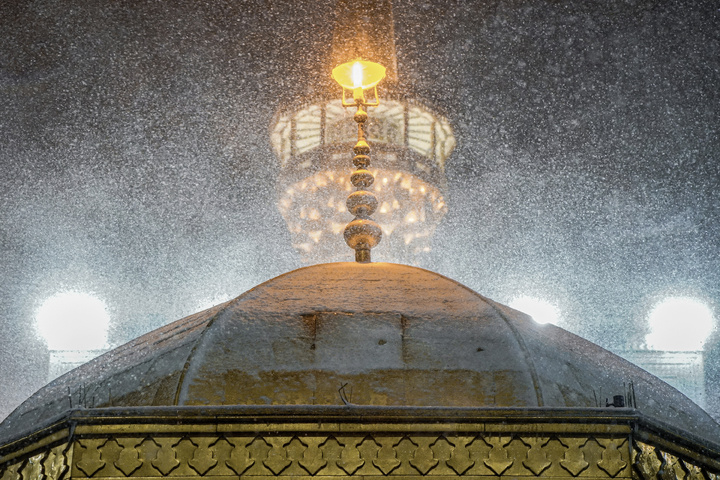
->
[36, 291, 110, 351]
[646, 297, 715, 351]
[332, 60, 386, 106]
[509, 296, 562, 325]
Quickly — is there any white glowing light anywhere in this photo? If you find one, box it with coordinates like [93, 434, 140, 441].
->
[36, 292, 110, 351]
[352, 62, 363, 88]
[509, 296, 561, 325]
[646, 297, 715, 351]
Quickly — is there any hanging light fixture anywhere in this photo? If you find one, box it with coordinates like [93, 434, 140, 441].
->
[270, 0, 455, 264]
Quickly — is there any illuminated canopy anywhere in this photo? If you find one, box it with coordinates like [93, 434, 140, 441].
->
[270, 99, 455, 263]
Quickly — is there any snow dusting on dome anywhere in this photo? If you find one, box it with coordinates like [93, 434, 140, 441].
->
[1, 263, 718, 445]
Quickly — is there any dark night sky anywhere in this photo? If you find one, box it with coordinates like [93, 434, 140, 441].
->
[1, 0, 719, 421]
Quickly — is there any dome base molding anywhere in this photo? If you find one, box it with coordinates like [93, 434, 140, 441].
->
[1, 406, 718, 479]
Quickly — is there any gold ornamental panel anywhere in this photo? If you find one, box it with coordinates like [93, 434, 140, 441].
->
[56, 433, 636, 479]
[1, 416, 718, 480]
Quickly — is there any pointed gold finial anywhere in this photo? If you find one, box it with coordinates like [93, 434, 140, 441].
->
[332, 60, 386, 262]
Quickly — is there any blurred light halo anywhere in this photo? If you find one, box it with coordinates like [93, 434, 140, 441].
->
[509, 295, 561, 325]
[35, 291, 110, 351]
[646, 296, 715, 351]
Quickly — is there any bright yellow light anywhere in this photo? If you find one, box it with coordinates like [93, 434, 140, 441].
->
[332, 60, 386, 90]
[36, 291, 110, 350]
[646, 297, 715, 351]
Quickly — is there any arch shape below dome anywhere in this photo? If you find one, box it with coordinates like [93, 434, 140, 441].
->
[1, 263, 718, 446]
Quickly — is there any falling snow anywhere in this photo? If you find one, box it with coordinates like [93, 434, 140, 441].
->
[0, 0, 719, 422]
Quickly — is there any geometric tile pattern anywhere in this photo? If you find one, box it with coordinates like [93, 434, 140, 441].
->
[1, 434, 717, 479]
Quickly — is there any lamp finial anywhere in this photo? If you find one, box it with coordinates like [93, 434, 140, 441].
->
[344, 103, 382, 262]
[331, 53, 386, 262]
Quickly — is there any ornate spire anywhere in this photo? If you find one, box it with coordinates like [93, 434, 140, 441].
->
[272, 0, 454, 265]
[344, 104, 382, 262]
[329, 2, 390, 263]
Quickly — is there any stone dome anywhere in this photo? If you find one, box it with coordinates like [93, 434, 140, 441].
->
[1, 263, 718, 445]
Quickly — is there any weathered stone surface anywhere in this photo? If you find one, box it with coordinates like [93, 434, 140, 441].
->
[3, 264, 718, 450]
[0, 265, 718, 480]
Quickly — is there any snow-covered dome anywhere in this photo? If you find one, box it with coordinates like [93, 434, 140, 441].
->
[1, 263, 718, 444]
